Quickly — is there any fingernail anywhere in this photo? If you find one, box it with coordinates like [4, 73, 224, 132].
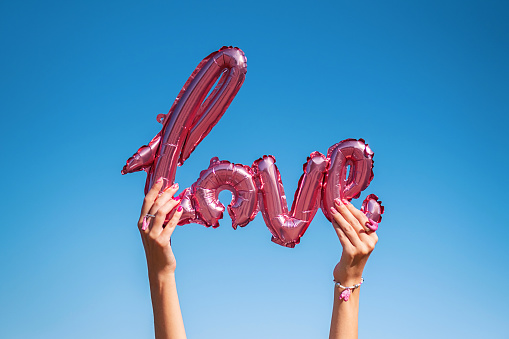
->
[156, 177, 163, 184]
[342, 199, 349, 205]
[330, 206, 338, 214]
[142, 217, 148, 231]
[366, 219, 379, 231]
[177, 205, 183, 212]
[172, 183, 179, 189]
[172, 195, 180, 201]
[334, 198, 342, 205]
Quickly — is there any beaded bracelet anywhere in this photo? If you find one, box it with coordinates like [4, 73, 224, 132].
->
[334, 278, 364, 301]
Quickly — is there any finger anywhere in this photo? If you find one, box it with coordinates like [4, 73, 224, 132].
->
[330, 206, 362, 247]
[140, 215, 154, 233]
[334, 199, 364, 235]
[331, 219, 355, 252]
[363, 220, 380, 246]
[370, 230, 379, 245]
[148, 183, 180, 216]
[159, 205, 183, 244]
[149, 197, 181, 239]
[140, 177, 164, 223]
[342, 199, 373, 235]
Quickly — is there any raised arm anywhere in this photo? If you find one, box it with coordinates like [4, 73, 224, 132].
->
[138, 178, 186, 339]
[329, 198, 379, 339]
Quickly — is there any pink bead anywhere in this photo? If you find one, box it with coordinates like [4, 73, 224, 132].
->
[339, 288, 351, 301]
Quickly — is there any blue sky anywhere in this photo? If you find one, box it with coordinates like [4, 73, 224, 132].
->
[1, 0, 508, 338]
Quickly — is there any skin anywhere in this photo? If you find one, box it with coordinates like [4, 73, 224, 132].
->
[138, 178, 186, 339]
[329, 198, 378, 339]
[138, 180, 378, 339]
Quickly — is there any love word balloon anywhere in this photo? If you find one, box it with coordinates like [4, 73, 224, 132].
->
[122, 46, 384, 248]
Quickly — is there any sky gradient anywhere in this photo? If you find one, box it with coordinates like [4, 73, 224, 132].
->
[1, 0, 508, 338]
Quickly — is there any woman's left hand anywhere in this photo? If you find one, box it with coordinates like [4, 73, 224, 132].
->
[138, 178, 183, 279]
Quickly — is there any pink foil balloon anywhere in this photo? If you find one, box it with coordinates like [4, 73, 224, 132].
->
[121, 132, 161, 175]
[177, 188, 198, 226]
[122, 46, 247, 193]
[191, 157, 258, 229]
[122, 47, 385, 247]
[321, 139, 374, 222]
[253, 152, 327, 248]
[361, 194, 384, 223]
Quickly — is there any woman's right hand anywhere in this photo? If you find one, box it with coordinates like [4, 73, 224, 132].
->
[330, 198, 378, 286]
[328, 198, 379, 339]
[138, 178, 183, 279]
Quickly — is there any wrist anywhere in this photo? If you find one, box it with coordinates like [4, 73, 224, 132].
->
[333, 266, 363, 286]
[333, 256, 367, 285]
[149, 267, 176, 284]
[334, 273, 363, 287]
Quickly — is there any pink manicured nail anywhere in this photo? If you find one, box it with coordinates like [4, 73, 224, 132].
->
[142, 216, 149, 231]
[365, 219, 379, 231]
[330, 206, 338, 214]
[172, 195, 180, 201]
[342, 199, 350, 205]
[334, 198, 342, 205]
[177, 205, 183, 212]
[156, 177, 163, 184]
[172, 183, 179, 189]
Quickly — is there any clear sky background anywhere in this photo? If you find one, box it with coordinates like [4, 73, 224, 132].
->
[1, 0, 508, 338]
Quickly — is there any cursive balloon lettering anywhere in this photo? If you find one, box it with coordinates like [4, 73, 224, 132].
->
[122, 46, 384, 247]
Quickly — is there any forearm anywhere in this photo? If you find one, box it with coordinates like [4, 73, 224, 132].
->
[149, 272, 187, 339]
[329, 279, 360, 339]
